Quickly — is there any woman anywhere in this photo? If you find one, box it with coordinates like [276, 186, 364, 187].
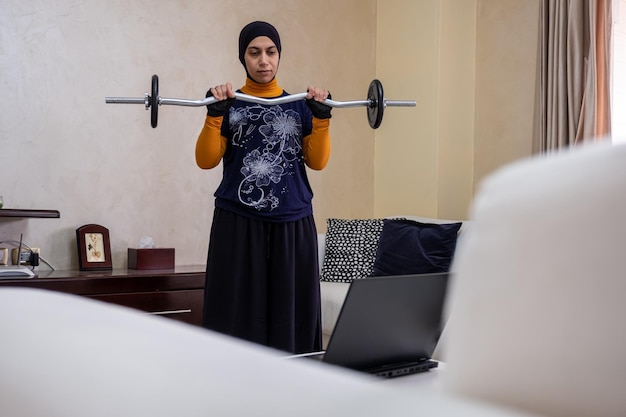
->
[195, 21, 331, 354]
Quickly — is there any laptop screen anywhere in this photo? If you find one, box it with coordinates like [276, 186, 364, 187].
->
[322, 273, 449, 373]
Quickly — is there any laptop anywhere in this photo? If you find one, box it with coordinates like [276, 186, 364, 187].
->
[290, 272, 449, 378]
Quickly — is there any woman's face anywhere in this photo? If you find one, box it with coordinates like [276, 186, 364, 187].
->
[244, 36, 279, 84]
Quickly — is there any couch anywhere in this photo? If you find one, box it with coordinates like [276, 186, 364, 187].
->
[318, 215, 469, 350]
[0, 287, 533, 417]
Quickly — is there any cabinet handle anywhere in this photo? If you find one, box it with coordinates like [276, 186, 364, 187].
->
[149, 309, 192, 316]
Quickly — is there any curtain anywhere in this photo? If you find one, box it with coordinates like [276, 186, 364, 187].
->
[534, 0, 612, 153]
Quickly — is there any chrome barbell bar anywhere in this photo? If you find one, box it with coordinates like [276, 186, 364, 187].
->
[105, 75, 416, 129]
[105, 94, 373, 107]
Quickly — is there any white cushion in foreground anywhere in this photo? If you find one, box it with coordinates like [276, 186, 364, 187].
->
[441, 143, 626, 417]
[0, 288, 537, 417]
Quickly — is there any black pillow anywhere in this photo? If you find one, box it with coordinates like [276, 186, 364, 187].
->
[371, 219, 462, 276]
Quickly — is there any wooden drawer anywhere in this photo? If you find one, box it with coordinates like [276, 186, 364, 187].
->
[89, 289, 204, 326]
[0, 266, 206, 326]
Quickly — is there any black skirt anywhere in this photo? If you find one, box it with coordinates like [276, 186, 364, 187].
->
[202, 207, 322, 354]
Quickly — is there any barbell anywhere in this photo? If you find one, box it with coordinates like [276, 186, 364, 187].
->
[105, 75, 416, 129]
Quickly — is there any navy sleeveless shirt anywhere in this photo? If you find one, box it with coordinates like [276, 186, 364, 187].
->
[214, 90, 315, 222]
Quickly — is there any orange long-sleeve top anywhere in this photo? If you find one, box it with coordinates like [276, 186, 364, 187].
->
[195, 78, 330, 170]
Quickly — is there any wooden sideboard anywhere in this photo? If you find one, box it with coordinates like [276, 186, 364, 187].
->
[0, 265, 206, 326]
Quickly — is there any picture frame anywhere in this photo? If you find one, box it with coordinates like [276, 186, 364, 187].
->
[76, 224, 112, 271]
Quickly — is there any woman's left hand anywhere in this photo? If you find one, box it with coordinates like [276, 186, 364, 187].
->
[306, 86, 332, 119]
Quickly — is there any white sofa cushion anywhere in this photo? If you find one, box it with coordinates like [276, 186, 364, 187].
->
[320, 280, 351, 343]
[441, 143, 626, 417]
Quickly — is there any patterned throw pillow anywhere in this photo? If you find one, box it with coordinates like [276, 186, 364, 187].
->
[321, 218, 385, 283]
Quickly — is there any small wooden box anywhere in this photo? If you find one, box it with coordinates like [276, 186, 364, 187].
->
[128, 248, 175, 270]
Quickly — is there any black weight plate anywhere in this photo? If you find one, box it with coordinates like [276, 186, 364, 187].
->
[150, 74, 159, 128]
[367, 79, 384, 129]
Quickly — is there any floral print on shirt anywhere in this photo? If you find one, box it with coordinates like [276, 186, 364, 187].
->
[230, 104, 303, 211]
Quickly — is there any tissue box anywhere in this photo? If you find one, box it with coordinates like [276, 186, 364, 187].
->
[128, 248, 175, 270]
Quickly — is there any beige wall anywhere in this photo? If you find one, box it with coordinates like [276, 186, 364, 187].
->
[375, 0, 540, 220]
[0, 0, 376, 270]
[0, 0, 541, 271]
[375, 0, 476, 220]
[474, 0, 540, 185]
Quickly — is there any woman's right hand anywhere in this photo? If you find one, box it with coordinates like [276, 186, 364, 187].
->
[205, 83, 236, 116]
